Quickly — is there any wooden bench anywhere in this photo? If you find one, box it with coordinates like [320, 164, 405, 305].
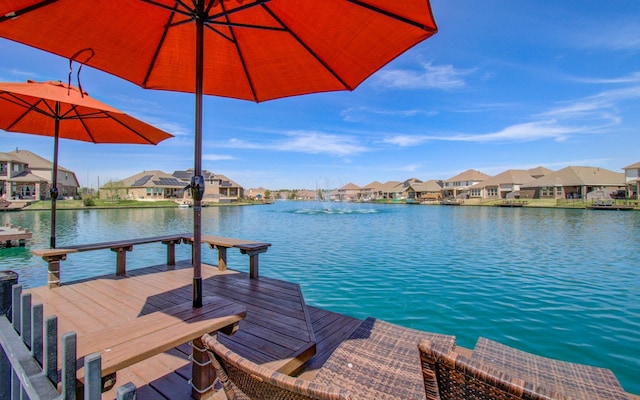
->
[32, 233, 272, 287]
[31, 234, 187, 288]
[75, 295, 246, 397]
[184, 234, 271, 279]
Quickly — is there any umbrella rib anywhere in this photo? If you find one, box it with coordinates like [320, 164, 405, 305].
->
[347, 0, 437, 32]
[2, 96, 58, 130]
[207, 20, 285, 31]
[208, 0, 270, 21]
[0, 0, 58, 23]
[139, 0, 193, 18]
[219, 2, 259, 101]
[107, 114, 156, 145]
[261, 4, 352, 90]
[142, 2, 181, 87]
[71, 106, 99, 143]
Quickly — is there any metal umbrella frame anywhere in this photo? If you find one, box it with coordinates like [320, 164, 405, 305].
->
[0, 80, 174, 248]
[0, 0, 438, 307]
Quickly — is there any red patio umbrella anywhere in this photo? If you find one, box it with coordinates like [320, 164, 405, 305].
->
[0, 0, 438, 307]
[0, 80, 174, 248]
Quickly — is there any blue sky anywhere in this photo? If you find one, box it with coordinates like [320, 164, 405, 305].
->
[2, 0, 640, 190]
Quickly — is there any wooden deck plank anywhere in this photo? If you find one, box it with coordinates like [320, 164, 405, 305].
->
[25, 260, 317, 399]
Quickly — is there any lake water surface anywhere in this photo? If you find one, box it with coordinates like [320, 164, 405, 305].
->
[2, 202, 639, 394]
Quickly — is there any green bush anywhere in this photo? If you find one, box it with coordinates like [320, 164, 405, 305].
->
[82, 194, 96, 206]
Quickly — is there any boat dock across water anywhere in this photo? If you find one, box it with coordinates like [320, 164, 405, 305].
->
[0, 223, 32, 247]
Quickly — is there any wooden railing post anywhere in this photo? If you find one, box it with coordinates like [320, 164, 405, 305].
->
[0, 282, 137, 399]
[0, 270, 18, 316]
[111, 245, 133, 275]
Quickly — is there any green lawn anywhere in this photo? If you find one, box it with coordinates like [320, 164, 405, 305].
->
[25, 199, 180, 209]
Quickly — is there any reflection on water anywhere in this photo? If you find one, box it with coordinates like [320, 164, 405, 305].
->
[294, 203, 380, 215]
[1, 202, 639, 394]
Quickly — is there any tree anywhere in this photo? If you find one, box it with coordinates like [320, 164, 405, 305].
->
[102, 178, 125, 202]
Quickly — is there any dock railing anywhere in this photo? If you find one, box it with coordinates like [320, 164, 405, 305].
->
[0, 281, 137, 400]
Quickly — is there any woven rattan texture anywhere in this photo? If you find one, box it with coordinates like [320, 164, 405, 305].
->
[471, 337, 628, 400]
[419, 339, 558, 400]
[203, 333, 352, 400]
[313, 317, 456, 400]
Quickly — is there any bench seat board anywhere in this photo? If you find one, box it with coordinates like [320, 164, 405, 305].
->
[74, 296, 246, 381]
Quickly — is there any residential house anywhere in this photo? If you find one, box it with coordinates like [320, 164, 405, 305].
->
[520, 166, 625, 200]
[360, 181, 383, 200]
[247, 187, 269, 200]
[623, 162, 640, 200]
[1, 149, 79, 200]
[334, 182, 361, 202]
[406, 179, 443, 201]
[470, 167, 552, 199]
[396, 178, 423, 201]
[173, 169, 244, 202]
[442, 169, 491, 199]
[113, 170, 185, 200]
[295, 189, 318, 201]
[362, 180, 404, 200]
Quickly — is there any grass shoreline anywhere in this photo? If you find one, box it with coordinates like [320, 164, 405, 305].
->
[11, 198, 639, 211]
[20, 199, 262, 210]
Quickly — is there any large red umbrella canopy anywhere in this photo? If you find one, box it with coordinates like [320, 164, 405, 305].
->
[0, 1, 437, 101]
[0, 80, 173, 144]
[0, 0, 437, 308]
[0, 80, 174, 248]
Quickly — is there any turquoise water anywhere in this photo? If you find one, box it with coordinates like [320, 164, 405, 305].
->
[2, 202, 639, 394]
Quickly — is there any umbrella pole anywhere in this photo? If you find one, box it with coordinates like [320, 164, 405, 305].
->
[192, 8, 204, 309]
[50, 103, 60, 249]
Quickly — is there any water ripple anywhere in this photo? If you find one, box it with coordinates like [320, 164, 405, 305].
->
[2, 203, 639, 394]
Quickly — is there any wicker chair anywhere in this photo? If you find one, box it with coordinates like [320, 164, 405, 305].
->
[203, 317, 456, 400]
[418, 337, 629, 400]
[312, 317, 456, 399]
[202, 333, 352, 400]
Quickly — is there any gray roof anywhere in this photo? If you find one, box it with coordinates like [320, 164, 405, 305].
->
[338, 182, 361, 190]
[521, 166, 624, 188]
[6, 149, 73, 172]
[623, 161, 640, 169]
[410, 180, 442, 192]
[444, 169, 490, 183]
[527, 166, 554, 178]
[473, 169, 540, 189]
[120, 170, 186, 188]
[8, 171, 48, 182]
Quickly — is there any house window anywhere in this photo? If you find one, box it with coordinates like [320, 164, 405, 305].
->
[487, 188, 498, 197]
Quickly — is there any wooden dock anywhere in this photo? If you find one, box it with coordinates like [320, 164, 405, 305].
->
[18, 259, 640, 400]
[0, 223, 32, 247]
[25, 260, 361, 399]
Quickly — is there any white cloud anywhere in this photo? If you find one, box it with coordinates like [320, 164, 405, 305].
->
[216, 130, 368, 157]
[373, 62, 472, 90]
[383, 135, 429, 147]
[341, 106, 437, 122]
[277, 131, 367, 156]
[203, 154, 236, 161]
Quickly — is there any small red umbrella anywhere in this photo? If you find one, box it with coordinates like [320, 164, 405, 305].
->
[0, 0, 437, 307]
[0, 80, 174, 248]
